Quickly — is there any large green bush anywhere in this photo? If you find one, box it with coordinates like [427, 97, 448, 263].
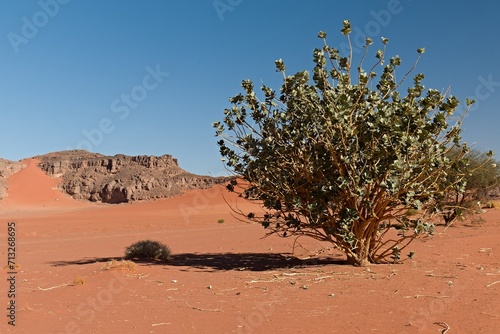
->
[214, 20, 476, 266]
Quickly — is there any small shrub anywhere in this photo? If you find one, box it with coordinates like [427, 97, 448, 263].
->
[124, 240, 172, 262]
[217, 218, 225, 224]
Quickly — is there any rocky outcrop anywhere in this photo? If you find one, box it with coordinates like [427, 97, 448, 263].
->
[0, 159, 23, 200]
[34, 150, 230, 204]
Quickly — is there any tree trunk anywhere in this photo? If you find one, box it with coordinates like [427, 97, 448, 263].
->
[346, 254, 371, 266]
[345, 240, 371, 266]
[444, 211, 456, 226]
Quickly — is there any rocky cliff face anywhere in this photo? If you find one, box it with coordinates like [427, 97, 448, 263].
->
[0, 159, 23, 200]
[34, 150, 230, 204]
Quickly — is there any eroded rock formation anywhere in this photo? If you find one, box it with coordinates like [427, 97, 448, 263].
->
[0, 158, 23, 200]
[34, 150, 230, 204]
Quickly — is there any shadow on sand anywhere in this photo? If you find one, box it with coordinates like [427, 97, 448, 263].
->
[48, 252, 346, 271]
[49, 257, 123, 267]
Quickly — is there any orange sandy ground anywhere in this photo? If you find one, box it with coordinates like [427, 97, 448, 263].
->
[0, 159, 499, 333]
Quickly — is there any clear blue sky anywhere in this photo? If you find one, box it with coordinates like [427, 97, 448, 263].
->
[1, 0, 499, 175]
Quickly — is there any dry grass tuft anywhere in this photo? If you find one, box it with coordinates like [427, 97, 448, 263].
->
[72, 276, 85, 285]
[3, 263, 21, 270]
[101, 260, 137, 271]
[485, 200, 500, 209]
[20, 303, 34, 311]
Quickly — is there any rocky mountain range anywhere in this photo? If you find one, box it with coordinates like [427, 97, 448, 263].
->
[1, 150, 231, 204]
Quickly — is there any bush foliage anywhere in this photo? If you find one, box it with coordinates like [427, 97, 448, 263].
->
[214, 20, 481, 266]
[436, 148, 498, 225]
[124, 240, 172, 262]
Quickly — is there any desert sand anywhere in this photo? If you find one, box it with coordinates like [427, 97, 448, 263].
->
[0, 159, 499, 333]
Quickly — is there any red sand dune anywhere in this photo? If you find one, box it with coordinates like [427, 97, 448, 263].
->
[1, 159, 92, 213]
[0, 161, 499, 333]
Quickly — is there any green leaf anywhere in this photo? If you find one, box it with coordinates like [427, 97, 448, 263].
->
[275, 58, 286, 72]
[341, 20, 352, 35]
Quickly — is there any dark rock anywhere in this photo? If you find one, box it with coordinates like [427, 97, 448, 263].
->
[33, 150, 231, 204]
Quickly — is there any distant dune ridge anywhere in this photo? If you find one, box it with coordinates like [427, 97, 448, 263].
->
[0, 150, 231, 204]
